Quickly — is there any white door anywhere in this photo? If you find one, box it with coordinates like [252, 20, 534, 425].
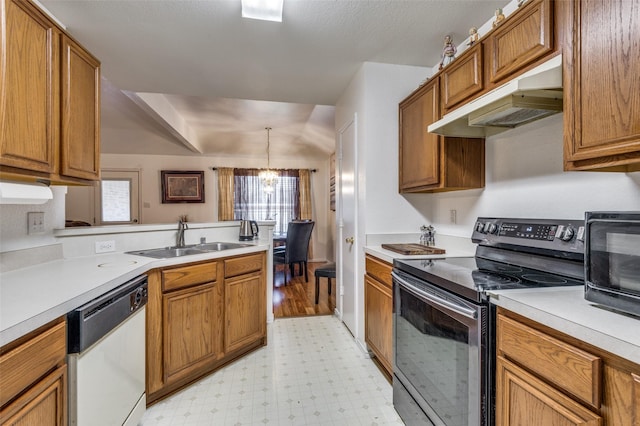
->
[338, 115, 357, 336]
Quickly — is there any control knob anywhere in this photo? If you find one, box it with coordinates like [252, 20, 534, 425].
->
[475, 222, 485, 233]
[559, 226, 575, 242]
[485, 223, 498, 234]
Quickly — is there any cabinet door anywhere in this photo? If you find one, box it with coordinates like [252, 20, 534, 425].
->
[0, 365, 66, 426]
[496, 356, 602, 426]
[60, 35, 100, 180]
[162, 282, 221, 385]
[0, 0, 59, 174]
[225, 271, 265, 353]
[399, 79, 440, 192]
[564, 0, 640, 170]
[364, 275, 392, 376]
[488, 0, 554, 84]
[442, 43, 483, 111]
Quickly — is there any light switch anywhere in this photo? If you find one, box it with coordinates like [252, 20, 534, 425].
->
[27, 212, 45, 234]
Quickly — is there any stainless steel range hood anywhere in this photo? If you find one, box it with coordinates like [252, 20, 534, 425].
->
[428, 55, 563, 138]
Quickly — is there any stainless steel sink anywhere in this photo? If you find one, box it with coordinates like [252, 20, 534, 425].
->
[196, 242, 252, 251]
[126, 242, 252, 259]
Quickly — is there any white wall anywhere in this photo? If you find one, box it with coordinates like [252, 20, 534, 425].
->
[335, 61, 431, 348]
[0, 187, 67, 252]
[420, 114, 640, 236]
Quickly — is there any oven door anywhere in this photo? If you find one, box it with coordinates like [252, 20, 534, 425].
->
[392, 270, 489, 426]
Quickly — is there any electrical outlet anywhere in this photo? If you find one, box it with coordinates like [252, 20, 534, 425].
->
[450, 209, 457, 224]
[27, 212, 45, 234]
[95, 240, 116, 253]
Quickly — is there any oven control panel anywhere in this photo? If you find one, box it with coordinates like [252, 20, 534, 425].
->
[472, 217, 585, 254]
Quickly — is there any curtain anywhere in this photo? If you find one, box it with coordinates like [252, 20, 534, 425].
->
[298, 168, 313, 259]
[298, 169, 312, 220]
[217, 168, 235, 221]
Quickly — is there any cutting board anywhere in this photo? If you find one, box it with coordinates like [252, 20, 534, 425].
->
[381, 243, 446, 255]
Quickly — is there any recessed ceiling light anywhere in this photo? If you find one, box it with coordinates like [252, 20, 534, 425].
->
[241, 0, 283, 22]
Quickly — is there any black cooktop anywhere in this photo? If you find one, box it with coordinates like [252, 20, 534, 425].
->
[394, 256, 583, 303]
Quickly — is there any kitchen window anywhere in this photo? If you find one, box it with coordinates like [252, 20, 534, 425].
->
[233, 169, 300, 235]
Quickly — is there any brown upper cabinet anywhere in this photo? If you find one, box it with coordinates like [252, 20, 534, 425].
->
[399, 77, 485, 193]
[563, 0, 640, 171]
[441, 43, 484, 112]
[486, 0, 554, 86]
[0, 0, 101, 185]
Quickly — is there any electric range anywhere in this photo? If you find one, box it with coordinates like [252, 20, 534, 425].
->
[392, 217, 585, 426]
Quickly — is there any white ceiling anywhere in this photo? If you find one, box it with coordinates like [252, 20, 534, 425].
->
[41, 0, 506, 158]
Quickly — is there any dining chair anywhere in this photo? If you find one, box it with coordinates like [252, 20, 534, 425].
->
[273, 220, 315, 284]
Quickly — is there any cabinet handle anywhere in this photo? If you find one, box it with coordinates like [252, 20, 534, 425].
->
[345, 237, 354, 244]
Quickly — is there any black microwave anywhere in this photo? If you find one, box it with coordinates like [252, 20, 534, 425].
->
[584, 211, 640, 317]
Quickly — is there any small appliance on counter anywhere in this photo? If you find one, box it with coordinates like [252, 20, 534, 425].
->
[239, 220, 259, 241]
[584, 211, 640, 317]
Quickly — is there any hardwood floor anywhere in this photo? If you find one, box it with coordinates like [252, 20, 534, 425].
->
[273, 262, 336, 318]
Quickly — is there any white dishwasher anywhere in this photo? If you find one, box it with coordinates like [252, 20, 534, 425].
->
[67, 275, 148, 426]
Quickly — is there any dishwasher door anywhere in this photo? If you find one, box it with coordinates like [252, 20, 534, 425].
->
[67, 275, 147, 426]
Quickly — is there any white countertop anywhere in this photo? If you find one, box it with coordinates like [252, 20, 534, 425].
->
[489, 287, 640, 365]
[0, 244, 268, 347]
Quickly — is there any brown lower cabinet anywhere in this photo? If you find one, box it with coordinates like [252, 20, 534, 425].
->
[146, 251, 267, 404]
[0, 318, 67, 426]
[496, 308, 639, 426]
[364, 255, 393, 380]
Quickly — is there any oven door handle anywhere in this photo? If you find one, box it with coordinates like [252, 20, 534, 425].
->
[392, 271, 478, 320]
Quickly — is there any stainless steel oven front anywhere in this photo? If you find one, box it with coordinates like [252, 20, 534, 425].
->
[392, 269, 491, 426]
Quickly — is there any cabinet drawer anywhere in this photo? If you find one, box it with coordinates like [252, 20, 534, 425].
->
[497, 314, 601, 408]
[224, 253, 263, 278]
[162, 262, 217, 292]
[365, 255, 392, 288]
[0, 319, 66, 407]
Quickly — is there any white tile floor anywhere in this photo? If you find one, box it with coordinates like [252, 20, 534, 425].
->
[141, 315, 404, 426]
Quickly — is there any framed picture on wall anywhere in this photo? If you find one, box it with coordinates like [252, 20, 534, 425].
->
[161, 170, 205, 203]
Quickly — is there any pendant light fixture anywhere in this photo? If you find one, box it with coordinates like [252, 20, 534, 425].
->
[259, 127, 278, 193]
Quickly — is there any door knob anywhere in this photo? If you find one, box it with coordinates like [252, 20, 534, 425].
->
[345, 237, 354, 244]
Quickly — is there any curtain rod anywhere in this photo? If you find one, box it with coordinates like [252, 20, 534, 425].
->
[210, 167, 317, 172]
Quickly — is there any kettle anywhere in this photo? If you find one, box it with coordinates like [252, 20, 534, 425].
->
[239, 220, 259, 241]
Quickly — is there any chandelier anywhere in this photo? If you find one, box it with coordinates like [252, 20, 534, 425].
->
[258, 127, 277, 193]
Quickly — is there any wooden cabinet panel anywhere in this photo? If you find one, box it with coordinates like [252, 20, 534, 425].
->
[488, 0, 554, 84]
[225, 271, 265, 353]
[162, 262, 217, 292]
[0, 320, 66, 407]
[364, 275, 393, 377]
[498, 314, 601, 409]
[365, 255, 392, 288]
[0, 0, 59, 174]
[601, 365, 637, 426]
[496, 356, 602, 426]
[564, 0, 640, 171]
[442, 43, 483, 111]
[60, 35, 100, 180]
[162, 282, 221, 384]
[0, 365, 66, 426]
[224, 253, 263, 278]
[399, 79, 440, 191]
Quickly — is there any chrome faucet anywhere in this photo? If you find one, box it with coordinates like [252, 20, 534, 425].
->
[176, 220, 188, 247]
